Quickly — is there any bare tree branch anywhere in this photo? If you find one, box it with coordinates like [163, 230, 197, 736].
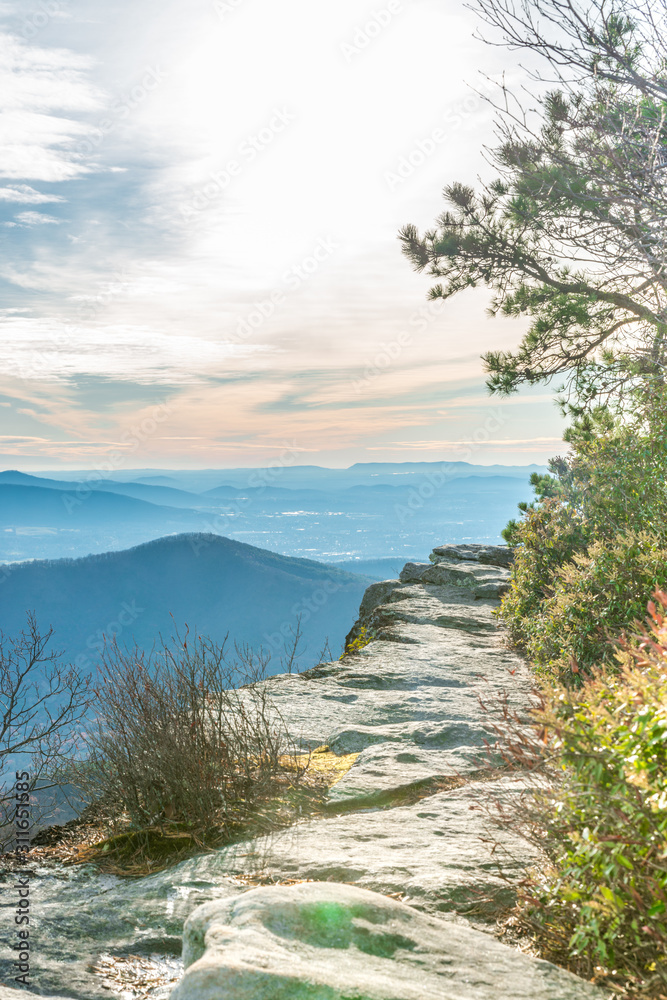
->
[0, 614, 90, 850]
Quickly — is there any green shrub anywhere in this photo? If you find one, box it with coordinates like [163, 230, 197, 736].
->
[500, 395, 667, 679]
[499, 498, 587, 656]
[522, 532, 667, 681]
[514, 594, 667, 997]
[344, 625, 376, 654]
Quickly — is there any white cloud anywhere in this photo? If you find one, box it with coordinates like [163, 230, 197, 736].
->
[0, 110, 98, 182]
[0, 31, 104, 182]
[11, 210, 61, 226]
[0, 317, 263, 383]
[0, 183, 65, 203]
[0, 31, 98, 112]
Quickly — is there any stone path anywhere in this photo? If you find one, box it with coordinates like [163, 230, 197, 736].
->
[236, 556, 539, 917]
[0, 545, 603, 999]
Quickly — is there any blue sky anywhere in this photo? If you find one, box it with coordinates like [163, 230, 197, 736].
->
[0, 0, 566, 470]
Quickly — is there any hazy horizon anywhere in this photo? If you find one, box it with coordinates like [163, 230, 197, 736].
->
[4, 458, 549, 474]
[0, 460, 539, 565]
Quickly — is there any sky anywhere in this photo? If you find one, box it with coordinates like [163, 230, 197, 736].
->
[0, 0, 567, 471]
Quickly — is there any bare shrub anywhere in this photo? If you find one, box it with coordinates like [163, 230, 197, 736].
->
[0, 613, 90, 850]
[69, 629, 304, 845]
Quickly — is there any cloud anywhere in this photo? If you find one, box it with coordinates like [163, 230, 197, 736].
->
[0, 317, 263, 383]
[0, 1, 568, 467]
[9, 210, 62, 226]
[1, 110, 98, 182]
[0, 31, 104, 182]
[376, 437, 563, 448]
[0, 184, 65, 203]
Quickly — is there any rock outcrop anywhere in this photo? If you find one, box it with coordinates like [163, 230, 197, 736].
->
[0, 543, 604, 999]
[430, 543, 514, 568]
[254, 548, 536, 914]
[171, 882, 602, 1000]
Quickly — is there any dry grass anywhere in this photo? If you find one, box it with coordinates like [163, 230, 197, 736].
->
[17, 744, 361, 878]
[91, 953, 181, 999]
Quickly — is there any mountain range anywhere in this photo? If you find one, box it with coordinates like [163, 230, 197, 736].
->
[34, 461, 547, 493]
[0, 465, 537, 564]
[0, 534, 370, 674]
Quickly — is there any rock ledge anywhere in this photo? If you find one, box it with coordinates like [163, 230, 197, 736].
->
[172, 881, 602, 1000]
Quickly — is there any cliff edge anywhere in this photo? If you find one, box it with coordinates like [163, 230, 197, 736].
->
[1, 544, 603, 1000]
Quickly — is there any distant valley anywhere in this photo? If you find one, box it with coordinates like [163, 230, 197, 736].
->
[0, 461, 538, 670]
[0, 462, 540, 565]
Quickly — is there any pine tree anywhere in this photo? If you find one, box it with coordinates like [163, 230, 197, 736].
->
[401, 0, 667, 410]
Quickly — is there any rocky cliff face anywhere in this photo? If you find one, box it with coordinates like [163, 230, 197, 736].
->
[0, 545, 603, 1000]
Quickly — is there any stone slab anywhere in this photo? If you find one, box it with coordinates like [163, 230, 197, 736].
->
[171, 882, 603, 1000]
